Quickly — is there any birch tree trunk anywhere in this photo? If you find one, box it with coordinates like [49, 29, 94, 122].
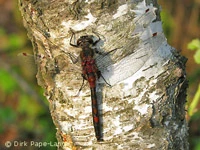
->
[18, 0, 189, 149]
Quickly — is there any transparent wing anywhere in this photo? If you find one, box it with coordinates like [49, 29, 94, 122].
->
[95, 7, 166, 85]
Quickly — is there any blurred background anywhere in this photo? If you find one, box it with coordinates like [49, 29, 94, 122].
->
[0, 0, 199, 149]
[0, 0, 57, 150]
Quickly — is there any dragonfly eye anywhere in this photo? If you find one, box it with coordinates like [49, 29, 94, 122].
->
[77, 37, 93, 46]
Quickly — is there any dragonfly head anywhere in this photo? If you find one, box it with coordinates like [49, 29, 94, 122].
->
[77, 35, 94, 48]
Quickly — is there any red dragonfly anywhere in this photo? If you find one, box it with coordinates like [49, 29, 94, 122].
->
[68, 31, 113, 141]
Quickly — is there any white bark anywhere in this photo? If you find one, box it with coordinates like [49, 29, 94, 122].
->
[19, 0, 188, 149]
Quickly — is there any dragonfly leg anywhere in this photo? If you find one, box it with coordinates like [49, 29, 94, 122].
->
[96, 70, 111, 87]
[61, 49, 79, 64]
[100, 73, 111, 87]
[69, 29, 78, 47]
[67, 52, 79, 64]
[76, 77, 85, 95]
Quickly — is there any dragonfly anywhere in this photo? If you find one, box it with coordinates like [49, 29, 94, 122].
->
[67, 30, 118, 141]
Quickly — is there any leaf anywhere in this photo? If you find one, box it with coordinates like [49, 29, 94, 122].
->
[188, 84, 200, 116]
[187, 39, 200, 51]
[194, 49, 200, 64]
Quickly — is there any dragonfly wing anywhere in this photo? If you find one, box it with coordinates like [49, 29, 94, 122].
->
[95, 6, 166, 85]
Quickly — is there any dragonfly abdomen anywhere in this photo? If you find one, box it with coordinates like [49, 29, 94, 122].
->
[90, 87, 103, 141]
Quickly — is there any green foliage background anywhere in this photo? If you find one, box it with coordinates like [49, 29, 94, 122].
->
[0, 0, 56, 149]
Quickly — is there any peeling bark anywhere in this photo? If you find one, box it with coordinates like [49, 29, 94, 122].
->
[18, 0, 189, 149]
